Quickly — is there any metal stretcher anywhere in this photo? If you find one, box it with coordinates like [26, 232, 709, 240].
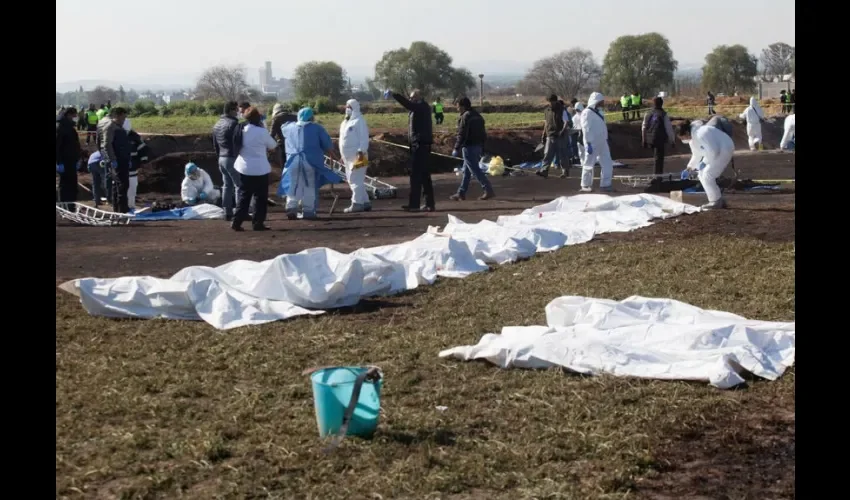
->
[323, 156, 397, 199]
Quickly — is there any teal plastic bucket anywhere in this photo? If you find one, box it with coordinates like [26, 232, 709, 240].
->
[310, 366, 383, 438]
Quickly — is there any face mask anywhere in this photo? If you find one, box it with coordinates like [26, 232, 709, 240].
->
[345, 108, 352, 117]
[681, 139, 690, 145]
[70, 117, 78, 123]
[237, 112, 243, 119]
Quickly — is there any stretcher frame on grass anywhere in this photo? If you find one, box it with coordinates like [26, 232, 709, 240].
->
[323, 156, 397, 199]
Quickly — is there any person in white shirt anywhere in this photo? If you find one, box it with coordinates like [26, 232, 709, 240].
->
[181, 163, 220, 205]
[339, 99, 371, 213]
[232, 106, 278, 231]
[677, 119, 735, 210]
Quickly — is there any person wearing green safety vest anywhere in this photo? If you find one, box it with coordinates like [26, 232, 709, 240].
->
[85, 104, 100, 144]
[432, 97, 445, 125]
[95, 104, 109, 121]
[620, 94, 631, 121]
[630, 92, 641, 120]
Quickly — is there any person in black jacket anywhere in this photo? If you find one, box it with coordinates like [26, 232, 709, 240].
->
[391, 88, 435, 212]
[56, 107, 82, 206]
[212, 101, 243, 220]
[449, 97, 494, 201]
[126, 126, 150, 211]
[97, 107, 132, 213]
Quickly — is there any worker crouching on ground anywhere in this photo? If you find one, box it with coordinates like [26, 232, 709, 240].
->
[279, 107, 338, 220]
[97, 107, 132, 213]
[124, 120, 149, 212]
[339, 99, 371, 213]
[641, 97, 676, 175]
[450, 97, 495, 201]
[579, 92, 615, 192]
[56, 106, 82, 206]
[537, 94, 570, 179]
[181, 163, 221, 206]
[739, 97, 765, 151]
[678, 119, 735, 210]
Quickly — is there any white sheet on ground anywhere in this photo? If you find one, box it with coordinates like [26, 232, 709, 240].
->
[439, 296, 795, 389]
[59, 194, 700, 330]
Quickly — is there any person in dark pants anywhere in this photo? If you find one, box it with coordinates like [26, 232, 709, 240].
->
[84, 104, 99, 144]
[97, 107, 132, 213]
[449, 97, 494, 201]
[432, 97, 445, 125]
[212, 101, 243, 221]
[789, 88, 795, 113]
[641, 97, 676, 175]
[706, 91, 716, 115]
[538, 94, 569, 178]
[391, 89, 435, 212]
[56, 107, 82, 206]
[232, 107, 277, 231]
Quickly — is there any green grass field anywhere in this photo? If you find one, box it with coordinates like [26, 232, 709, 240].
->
[131, 104, 784, 135]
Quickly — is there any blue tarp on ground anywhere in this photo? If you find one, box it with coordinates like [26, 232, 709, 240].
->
[133, 204, 225, 221]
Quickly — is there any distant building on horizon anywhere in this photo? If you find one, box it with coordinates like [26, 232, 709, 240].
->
[258, 61, 291, 97]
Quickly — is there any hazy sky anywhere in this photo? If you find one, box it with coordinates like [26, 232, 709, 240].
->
[56, 0, 795, 85]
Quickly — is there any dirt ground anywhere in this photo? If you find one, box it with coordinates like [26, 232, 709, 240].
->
[58, 152, 794, 281]
[56, 150, 795, 499]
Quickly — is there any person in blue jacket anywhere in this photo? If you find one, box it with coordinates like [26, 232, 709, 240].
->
[278, 107, 342, 220]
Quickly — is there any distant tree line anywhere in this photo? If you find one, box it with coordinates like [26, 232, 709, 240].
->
[57, 38, 795, 111]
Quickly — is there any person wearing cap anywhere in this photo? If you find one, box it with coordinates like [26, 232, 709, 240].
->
[181, 163, 220, 205]
[390, 88, 436, 212]
[279, 107, 340, 221]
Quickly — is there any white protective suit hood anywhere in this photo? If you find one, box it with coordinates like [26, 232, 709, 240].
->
[345, 99, 362, 120]
[340, 99, 369, 159]
[587, 92, 604, 109]
[749, 97, 764, 118]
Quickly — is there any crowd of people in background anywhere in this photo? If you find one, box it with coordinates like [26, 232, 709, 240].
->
[57, 84, 795, 221]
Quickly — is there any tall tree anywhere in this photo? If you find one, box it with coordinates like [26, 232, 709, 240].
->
[195, 65, 249, 101]
[292, 61, 347, 104]
[523, 48, 601, 99]
[373, 41, 475, 97]
[87, 85, 118, 106]
[601, 33, 678, 96]
[702, 45, 758, 94]
[760, 42, 795, 79]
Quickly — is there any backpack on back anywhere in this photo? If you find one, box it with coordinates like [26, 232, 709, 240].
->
[645, 109, 667, 147]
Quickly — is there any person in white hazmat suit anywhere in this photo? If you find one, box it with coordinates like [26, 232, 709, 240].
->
[579, 92, 615, 192]
[780, 112, 795, 151]
[181, 162, 220, 205]
[738, 97, 765, 150]
[677, 119, 735, 210]
[339, 99, 371, 213]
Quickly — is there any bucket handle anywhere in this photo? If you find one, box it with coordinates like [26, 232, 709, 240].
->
[302, 365, 382, 453]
